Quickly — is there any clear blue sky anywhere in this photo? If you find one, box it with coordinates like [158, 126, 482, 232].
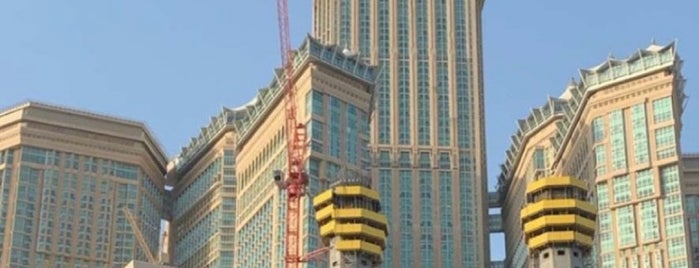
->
[1, 0, 697, 261]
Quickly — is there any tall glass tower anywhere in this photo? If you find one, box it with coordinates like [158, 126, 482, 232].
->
[312, 1, 489, 267]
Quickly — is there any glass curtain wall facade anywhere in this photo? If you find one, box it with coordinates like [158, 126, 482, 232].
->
[312, 1, 489, 267]
[0, 102, 168, 268]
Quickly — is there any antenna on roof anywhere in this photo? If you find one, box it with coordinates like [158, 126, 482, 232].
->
[651, 37, 656, 45]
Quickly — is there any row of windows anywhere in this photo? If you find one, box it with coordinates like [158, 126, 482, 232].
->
[307, 91, 370, 166]
[376, 150, 465, 169]
[597, 165, 681, 209]
[0, 148, 16, 165]
[236, 201, 273, 267]
[20, 146, 140, 180]
[2, 152, 158, 267]
[592, 96, 676, 168]
[376, 0, 391, 145]
[599, 198, 684, 253]
[238, 127, 284, 189]
[378, 167, 476, 267]
[173, 158, 221, 218]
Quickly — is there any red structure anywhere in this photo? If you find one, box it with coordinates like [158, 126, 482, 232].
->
[274, 0, 310, 267]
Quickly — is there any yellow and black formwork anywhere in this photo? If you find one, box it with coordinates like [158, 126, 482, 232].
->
[520, 176, 597, 268]
[313, 179, 388, 268]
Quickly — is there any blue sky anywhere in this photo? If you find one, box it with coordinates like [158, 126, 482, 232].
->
[1, 0, 697, 261]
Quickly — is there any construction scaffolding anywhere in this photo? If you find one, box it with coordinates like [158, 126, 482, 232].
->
[312, 169, 388, 268]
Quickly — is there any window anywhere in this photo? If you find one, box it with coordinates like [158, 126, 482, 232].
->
[663, 194, 682, 215]
[328, 97, 342, 158]
[598, 212, 611, 232]
[668, 237, 687, 259]
[631, 103, 650, 165]
[640, 200, 659, 242]
[609, 110, 627, 170]
[592, 117, 605, 142]
[616, 205, 637, 247]
[652, 97, 673, 123]
[665, 215, 685, 237]
[661, 165, 680, 194]
[636, 169, 655, 198]
[417, 61, 431, 146]
[594, 145, 607, 176]
[399, 170, 413, 267]
[533, 148, 546, 170]
[613, 175, 631, 204]
[655, 126, 676, 160]
[439, 153, 451, 169]
[397, 62, 411, 145]
[597, 183, 610, 210]
[419, 152, 431, 169]
[399, 152, 411, 168]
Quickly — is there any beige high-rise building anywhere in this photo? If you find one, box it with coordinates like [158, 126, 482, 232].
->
[233, 36, 378, 268]
[498, 41, 693, 267]
[0, 102, 168, 268]
[167, 36, 381, 268]
[312, 1, 490, 267]
[166, 110, 236, 268]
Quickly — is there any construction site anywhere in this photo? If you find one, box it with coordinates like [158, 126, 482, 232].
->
[154, 0, 389, 267]
[157, 36, 388, 267]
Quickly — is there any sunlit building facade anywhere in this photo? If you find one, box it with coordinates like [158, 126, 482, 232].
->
[312, 1, 490, 267]
[167, 111, 237, 268]
[0, 102, 168, 268]
[498, 42, 693, 267]
[166, 36, 378, 268]
[232, 36, 378, 267]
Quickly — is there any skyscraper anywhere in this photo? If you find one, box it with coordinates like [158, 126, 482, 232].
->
[0, 102, 168, 268]
[167, 110, 237, 268]
[168, 36, 380, 268]
[235, 36, 378, 268]
[312, 1, 489, 267]
[498, 42, 693, 267]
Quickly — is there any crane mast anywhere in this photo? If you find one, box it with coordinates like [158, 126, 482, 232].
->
[275, 0, 309, 267]
[122, 207, 159, 264]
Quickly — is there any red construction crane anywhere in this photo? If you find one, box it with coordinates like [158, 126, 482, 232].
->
[273, 0, 310, 267]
